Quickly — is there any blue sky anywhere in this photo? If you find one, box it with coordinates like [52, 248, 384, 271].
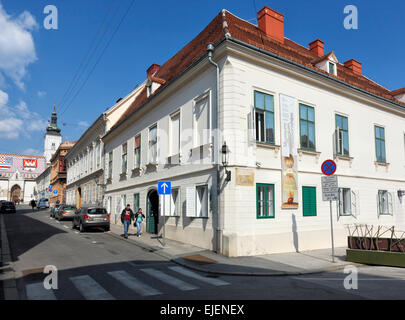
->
[0, 0, 404, 156]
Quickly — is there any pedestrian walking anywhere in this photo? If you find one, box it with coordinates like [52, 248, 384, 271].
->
[134, 208, 145, 237]
[120, 204, 134, 239]
[30, 199, 36, 212]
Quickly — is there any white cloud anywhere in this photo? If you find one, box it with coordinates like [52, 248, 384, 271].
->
[0, 4, 37, 90]
[78, 121, 89, 127]
[0, 98, 47, 139]
[37, 90, 46, 98]
[23, 148, 42, 155]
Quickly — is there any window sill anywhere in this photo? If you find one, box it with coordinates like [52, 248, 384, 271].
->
[106, 178, 112, 184]
[146, 162, 158, 169]
[375, 161, 390, 167]
[335, 155, 353, 161]
[256, 142, 279, 150]
[119, 172, 127, 179]
[168, 153, 181, 165]
[257, 216, 275, 219]
[132, 167, 141, 175]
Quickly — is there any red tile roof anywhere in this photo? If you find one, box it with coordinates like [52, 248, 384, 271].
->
[392, 87, 405, 96]
[111, 9, 404, 133]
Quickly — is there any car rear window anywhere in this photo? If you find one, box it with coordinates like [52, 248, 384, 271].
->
[87, 208, 107, 214]
[4, 202, 13, 206]
[63, 206, 76, 210]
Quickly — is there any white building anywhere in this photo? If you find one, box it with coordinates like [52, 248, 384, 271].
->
[65, 83, 145, 208]
[44, 106, 62, 164]
[102, 6, 405, 257]
[34, 166, 51, 200]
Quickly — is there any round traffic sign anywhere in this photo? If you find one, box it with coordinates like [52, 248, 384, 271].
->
[321, 160, 337, 176]
[53, 189, 58, 195]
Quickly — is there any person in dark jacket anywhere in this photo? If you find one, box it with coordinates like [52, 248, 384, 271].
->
[120, 204, 134, 239]
[134, 208, 145, 237]
[30, 199, 36, 212]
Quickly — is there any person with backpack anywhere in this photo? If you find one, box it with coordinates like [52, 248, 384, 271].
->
[134, 208, 145, 237]
[120, 204, 134, 239]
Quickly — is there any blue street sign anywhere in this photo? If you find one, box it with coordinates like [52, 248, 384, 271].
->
[53, 189, 58, 195]
[41, 193, 45, 196]
[158, 181, 171, 195]
[48, 185, 52, 189]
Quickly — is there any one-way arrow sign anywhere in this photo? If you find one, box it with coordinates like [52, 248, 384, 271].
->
[158, 181, 171, 195]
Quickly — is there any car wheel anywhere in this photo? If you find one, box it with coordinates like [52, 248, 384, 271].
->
[104, 226, 110, 232]
[79, 222, 85, 233]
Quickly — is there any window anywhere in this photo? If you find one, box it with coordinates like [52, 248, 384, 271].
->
[329, 62, 336, 75]
[335, 115, 349, 156]
[196, 185, 208, 217]
[120, 194, 126, 211]
[299, 104, 316, 150]
[254, 91, 274, 144]
[96, 142, 100, 168]
[149, 125, 157, 163]
[256, 184, 275, 219]
[194, 96, 210, 146]
[133, 193, 140, 212]
[377, 190, 393, 216]
[108, 151, 113, 179]
[170, 112, 180, 156]
[134, 134, 141, 168]
[338, 188, 352, 216]
[161, 188, 181, 216]
[302, 187, 317, 217]
[89, 147, 93, 172]
[375, 126, 386, 163]
[121, 143, 127, 173]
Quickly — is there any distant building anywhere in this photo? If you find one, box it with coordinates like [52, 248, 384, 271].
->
[49, 140, 75, 205]
[0, 153, 46, 203]
[34, 166, 51, 201]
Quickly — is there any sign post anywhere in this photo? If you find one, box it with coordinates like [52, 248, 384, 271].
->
[158, 181, 171, 246]
[321, 160, 338, 263]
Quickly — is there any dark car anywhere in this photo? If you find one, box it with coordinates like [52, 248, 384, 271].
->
[72, 207, 110, 233]
[55, 205, 77, 221]
[1, 201, 16, 214]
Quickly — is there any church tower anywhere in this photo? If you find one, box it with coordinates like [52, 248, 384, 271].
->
[44, 105, 62, 164]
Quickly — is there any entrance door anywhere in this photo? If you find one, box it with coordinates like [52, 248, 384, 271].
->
[146, 189, 159, 234]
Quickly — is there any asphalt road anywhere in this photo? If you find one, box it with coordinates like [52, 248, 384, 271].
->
[2, 205, 405, 300]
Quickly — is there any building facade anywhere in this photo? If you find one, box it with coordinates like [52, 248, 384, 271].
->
[101, 6, 405, 257]
[34, 166, 51, 201]
[49, 141, 75, 205]
[0, 153, 47, 203]
[65, 83, 146, 209]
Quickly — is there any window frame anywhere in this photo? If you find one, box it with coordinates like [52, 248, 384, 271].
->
[254, 90, 275, 145]
[134, 134, 141, 169]
[108, 151, 113, 179]
[195, 184, 209, 218]
[375, 126, 386, 163]
[256, 183, 275, 219]
[148, 124, 158, 164]
[335, 114, 350, 157]
[338, 187, 352, 216]
[377, 190, 393, 216]
[170, 111, 181, 156]
[299, 103, 316, 151]
[121, 143, 128, 174]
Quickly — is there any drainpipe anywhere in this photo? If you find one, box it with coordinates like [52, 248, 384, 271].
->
[206, 43, 221, 254]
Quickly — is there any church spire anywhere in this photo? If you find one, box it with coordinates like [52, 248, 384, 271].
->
[46, 104, 61, 134]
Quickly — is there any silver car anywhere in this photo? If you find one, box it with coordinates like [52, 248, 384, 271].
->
[72, 207, 110, 233]
[55, 205, 77, 221]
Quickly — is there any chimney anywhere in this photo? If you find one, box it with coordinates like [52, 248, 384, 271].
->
[309, 39, 324, 57]
[257, 6, 284, 43]
[146, 64, 160, 78]
[344, 59, 362, 75]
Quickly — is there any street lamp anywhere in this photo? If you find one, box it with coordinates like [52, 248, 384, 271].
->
[221, 141, 231, 182]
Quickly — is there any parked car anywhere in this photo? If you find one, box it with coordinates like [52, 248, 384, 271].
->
[0, 201, 16, 214]
[55, 205, 77, 221]
[37, 198, 49, 209]
[72, 207, 110, 233]
[50, 203, 61, 218]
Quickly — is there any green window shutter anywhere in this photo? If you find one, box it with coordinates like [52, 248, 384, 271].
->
[302, 187, 317, 217]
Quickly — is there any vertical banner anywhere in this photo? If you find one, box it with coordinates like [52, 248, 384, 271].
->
[280, 94, 298, 209]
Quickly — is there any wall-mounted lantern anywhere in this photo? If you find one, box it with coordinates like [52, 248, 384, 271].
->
[221, 141, 231, 182]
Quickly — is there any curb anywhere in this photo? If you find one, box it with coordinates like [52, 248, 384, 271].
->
[107, 228, 362, 277]
[0, 214, 19, 300]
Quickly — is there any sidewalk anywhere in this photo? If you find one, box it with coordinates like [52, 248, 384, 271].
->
[109, 223, 358, 276]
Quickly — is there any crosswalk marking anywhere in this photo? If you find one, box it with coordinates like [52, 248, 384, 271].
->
[141, 268, 199, 291]
[70, 275, 115, 300]
[108, 270, 162, 296]
[26, 282, 57, 300]
[168, 266, 230, 286]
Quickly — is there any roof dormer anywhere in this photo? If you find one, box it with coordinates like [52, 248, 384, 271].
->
[311, 52, 339, 76]
[392, 88, 405, 103]
[145, 64, 166, 98]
